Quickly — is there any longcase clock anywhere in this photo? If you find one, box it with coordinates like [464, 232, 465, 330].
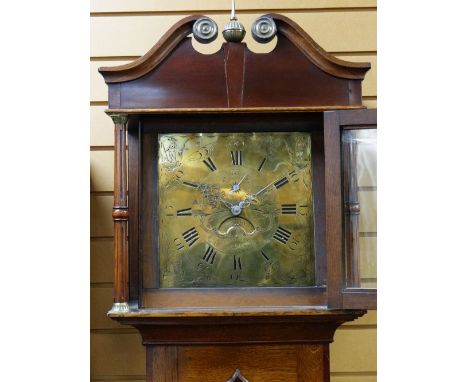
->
[99, 10, 377, 382]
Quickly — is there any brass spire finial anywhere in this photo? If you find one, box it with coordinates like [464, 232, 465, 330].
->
[230, 0, 237, 20]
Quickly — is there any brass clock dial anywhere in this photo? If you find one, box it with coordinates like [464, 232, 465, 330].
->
[158, 132, 315, 287]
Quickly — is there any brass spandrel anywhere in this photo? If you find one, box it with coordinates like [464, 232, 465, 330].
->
[158, 132, 315, 288]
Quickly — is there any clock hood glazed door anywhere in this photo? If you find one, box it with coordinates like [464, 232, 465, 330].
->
[325, 108, 377, 310]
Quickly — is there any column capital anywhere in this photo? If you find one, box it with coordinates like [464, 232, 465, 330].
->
[109, 113, 128, 125]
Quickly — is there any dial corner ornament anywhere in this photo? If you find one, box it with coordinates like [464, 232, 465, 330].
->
[158, 132, 315, 288]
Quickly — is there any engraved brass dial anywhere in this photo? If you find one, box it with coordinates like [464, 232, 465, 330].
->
[158, 132, 315, 287]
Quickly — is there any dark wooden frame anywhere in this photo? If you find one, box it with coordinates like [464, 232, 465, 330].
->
[128, 112, 328, 309]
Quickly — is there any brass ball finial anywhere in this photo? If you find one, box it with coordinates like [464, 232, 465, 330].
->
[222, 0, 246, 43]
[223, 19, 246, 43]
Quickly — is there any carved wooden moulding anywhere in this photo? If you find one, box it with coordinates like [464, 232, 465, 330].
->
[99, 14, 370, 110]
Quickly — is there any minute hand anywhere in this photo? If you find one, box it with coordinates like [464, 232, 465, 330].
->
[251, 177, 284, 198]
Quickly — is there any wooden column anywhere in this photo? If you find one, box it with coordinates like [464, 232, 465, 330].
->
[342, 130, 361, 287]
[109, 113, 130, 312]
[324, 111, 344, 308]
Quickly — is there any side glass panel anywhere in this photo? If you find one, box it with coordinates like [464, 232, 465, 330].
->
[342, 129, 377, 289]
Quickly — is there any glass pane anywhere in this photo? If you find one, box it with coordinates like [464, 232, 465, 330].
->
[157, 132, 316, 288]
[342, 129, 377, 289]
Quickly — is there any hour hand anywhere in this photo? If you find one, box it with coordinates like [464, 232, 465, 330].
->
[181, 180, 201, 189]
[230, 174, 247, 193]
[183, 181, 223, 205]
[219, 197, 234, 208]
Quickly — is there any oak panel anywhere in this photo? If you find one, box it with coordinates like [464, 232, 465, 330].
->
[91, 11, 376, 57]
[91, 333, 146, 376]
[91, 238, 114, 283]
[330, 328, 376, 372]
[177, 344, 299, 381]
[91, 0, 377, 13]
[148, 346, 178, 382]
[91, 150, 114, 192]
[91, 105, 114, 146]
[91, 195, 114, 237]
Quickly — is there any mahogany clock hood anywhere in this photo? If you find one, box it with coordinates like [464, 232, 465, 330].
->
[99, 14, 370, 110]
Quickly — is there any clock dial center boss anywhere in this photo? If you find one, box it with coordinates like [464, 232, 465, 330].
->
[158, 132, 315, 287]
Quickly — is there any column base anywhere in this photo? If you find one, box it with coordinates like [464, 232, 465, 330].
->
[108, 302, 130, 314]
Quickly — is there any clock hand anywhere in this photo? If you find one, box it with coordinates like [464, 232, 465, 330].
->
[249, 168, 300, 199]
[237, 173, 247, 186]
[192, 209, 227, 217]
[183, 181, 223, 206]
[219, 197, 234, 208]
[230, 173, 247, 193]
[237, 171, 296, 209]
[182, 180, 218, 194]
[250, 177, 279, 198]
[181, 180, 201, 189]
